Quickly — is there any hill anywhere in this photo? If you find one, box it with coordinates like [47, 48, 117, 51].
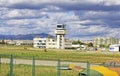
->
[0, 33, 53, 40]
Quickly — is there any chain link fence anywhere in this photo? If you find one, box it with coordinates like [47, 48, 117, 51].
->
[0, 54, 120, 76]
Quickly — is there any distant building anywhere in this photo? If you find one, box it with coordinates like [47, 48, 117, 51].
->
[3, 40, 33, 45]
[33, 37, 73, 49]
[46, 38, 57, 49]
[109, 44, 120, 52]
[33, 37, 47, 48]
[6, 40, 16, 45]
[15, 40, 33, 45]
[65, 39, 72, 49]
[33, 24, 78, 49]
[80, 40, 93, 44]
[93, 37, 119, 47]
[55, 24, 66, 49]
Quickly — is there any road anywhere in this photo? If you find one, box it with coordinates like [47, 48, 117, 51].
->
[0, 58, 88, 68]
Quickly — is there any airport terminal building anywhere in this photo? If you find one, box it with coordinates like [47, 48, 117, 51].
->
[33, 24, 72, 49]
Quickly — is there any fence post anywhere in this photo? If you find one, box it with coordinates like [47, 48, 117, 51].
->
[10, 54, 13, 76]
[57, 59, 60, 76]
[87, 62, 90, 76]
[0, 55, 2, 73]
[32, 57, 35, 76]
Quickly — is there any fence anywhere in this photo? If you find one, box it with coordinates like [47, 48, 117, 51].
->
[0, 54, 120, 76]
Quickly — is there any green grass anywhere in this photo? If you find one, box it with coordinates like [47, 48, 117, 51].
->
[0, 44, 120, 76]
[0, 44, 120, 63]
[0, 63, 78, 76]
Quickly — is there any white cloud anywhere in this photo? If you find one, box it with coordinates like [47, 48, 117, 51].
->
[103, 0, 120, 6]
[1, 9, 48, 19]
[87, 25, 108, 33]
[83, 11, 108, 18]
[3, 10, 21, 18]
[0, 0, 120, 39]
[107, 28, 120, 38]
[79, 0, 120, 5]
[5, 20, 30, 26]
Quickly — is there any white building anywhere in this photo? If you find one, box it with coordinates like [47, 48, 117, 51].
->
[33, 37, 73, 49]
[65, 39, 72, 49]
[2, 40, 33, 45]
[109, 44, 120, 52]
[33, 24, 75, 49]
[33, 37, 47, 48]
[16, 40, 33, 45]
[55, 24, 66, 49]
[46, 38, 57, 49]
[93, 37, 119, 47]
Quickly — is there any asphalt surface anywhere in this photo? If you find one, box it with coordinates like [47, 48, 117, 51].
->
[1, 58, 88, 68]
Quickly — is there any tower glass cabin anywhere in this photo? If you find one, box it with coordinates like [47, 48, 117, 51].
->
[55, 24, 66, 49]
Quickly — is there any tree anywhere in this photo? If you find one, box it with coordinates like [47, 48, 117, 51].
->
[87, 42, 93, 47]
[72, 40, 85, 45]
[99, 44, 105, 47]
[0, 40, 5, 44]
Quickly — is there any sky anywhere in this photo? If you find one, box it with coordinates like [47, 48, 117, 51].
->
[0, 0, 120, 40]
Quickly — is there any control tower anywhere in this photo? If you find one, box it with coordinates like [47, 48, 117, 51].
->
[55, 24, 66, 49]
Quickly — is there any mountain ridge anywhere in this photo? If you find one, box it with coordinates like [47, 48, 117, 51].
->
[0, 33, 53, 40]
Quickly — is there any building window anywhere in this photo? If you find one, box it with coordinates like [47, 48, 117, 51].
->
[57, 25, 62, 28]
[42, 43, 46, 45]
[39, 40, 42, 42]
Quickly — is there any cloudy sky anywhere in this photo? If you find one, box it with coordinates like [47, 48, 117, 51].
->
[0, 0, 120, 40]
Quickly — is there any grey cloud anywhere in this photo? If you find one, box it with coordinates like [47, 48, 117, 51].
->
[75, 11, 120, 20]
[1, 1, 120, 11]
[8, 3, 45, 9]
[0, 8, 49, 20]
[74, 11, 120, 28]
[59, 3, 120, 11]
[0, 0, 120, 39]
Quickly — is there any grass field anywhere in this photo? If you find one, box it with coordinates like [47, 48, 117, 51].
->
[0, 44, 120, 76]
[0, 44, 120, 63]
[0, 63, 78, 76]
